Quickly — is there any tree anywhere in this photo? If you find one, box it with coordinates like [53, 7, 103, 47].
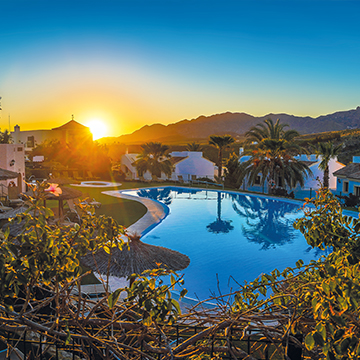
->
[0, 129, 12, 144]
[223, 152, 242, 188]
[241, 119, 311, 193]
[0, 182, 187, 358]
[186, 142, 202, 151]
[313, 141, 343, 188]
[133, 142, 173, 180]
[246, 117, 299, 144]
[209, 135, 235, 180]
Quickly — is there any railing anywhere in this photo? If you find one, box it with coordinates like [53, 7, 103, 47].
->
[0, 183, 8, 197]
[0, 324, 305, 360]
[189, 179, 224, 189]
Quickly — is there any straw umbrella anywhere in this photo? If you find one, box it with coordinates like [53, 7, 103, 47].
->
[0, 168, 19, 180]
[81, 233, 190, 280]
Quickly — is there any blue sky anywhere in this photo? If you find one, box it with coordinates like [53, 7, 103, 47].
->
[1, 0, 360, 136]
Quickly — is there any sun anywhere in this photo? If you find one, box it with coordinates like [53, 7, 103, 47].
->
[86, 119, 108, 140]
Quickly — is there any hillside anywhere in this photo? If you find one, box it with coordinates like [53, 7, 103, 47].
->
[100, 106, 360, 144]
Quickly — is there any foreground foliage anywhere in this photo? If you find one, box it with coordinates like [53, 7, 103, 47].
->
[0, 184, 359, 359]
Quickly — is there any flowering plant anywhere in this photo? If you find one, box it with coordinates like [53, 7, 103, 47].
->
[44, 183, 62, 196]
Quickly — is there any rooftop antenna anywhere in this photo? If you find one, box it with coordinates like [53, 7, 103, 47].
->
[8, 114, 10, 131]
[0, 96, 2, 124]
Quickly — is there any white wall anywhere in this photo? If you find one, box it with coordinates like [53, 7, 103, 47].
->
[0, 144, 25, 192]
[170, 151, 216, 180]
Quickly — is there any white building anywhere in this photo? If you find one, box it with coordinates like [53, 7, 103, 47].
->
[11, 119, 93, 151]
[293, 154, 344, 190]
[169, 151, 216, 181]
[121, 151, 216, 181]
[0, 144, 26, 194]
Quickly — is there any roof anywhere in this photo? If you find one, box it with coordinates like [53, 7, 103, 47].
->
[333, 163, 360, 180]
[170, 156, 188, 165]
[52, 120, 90, 131]
[0, 168, 19, 180]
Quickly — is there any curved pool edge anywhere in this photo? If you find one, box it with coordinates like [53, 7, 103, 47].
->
[101, 190, 169, 237]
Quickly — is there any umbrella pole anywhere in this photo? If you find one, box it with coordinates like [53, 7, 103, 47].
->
[59, 199, 63, 222]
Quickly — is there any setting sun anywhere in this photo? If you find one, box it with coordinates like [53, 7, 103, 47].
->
[86, 119, 108, 140]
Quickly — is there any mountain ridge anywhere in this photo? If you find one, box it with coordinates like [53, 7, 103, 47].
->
[103, 107, 360, 144]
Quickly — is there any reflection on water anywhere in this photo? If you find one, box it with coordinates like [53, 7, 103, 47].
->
[231, 194, 300, 250]
[123, 187, 331, 300]
[136, 188, 173, 205]
[207, 192, 234, 234]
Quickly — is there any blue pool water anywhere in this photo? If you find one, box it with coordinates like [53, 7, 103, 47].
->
[121, 187, 326, 301]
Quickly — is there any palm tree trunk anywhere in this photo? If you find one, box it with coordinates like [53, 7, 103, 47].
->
[323, 165, 330, 188]
[218, 148, 223, 179]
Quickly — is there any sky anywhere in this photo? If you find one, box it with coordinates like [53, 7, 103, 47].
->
[1, 0, 360, 139]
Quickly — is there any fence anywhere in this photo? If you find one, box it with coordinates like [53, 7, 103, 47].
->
[0, 324, 305, 360]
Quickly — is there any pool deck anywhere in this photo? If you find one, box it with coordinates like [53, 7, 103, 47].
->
[102, 190, 167, 236]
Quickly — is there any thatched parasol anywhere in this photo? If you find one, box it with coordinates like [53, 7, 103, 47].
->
[46, 177, 78, 185]
[81, 234, 190, 278]
[0, 168, 19, 180]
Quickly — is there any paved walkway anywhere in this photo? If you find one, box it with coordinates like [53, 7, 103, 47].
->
[102, 190, 168, 236]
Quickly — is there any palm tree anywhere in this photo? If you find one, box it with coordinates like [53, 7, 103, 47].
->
[133, 142, 173, 181]
[241, 119, 311, 193]
[246, 118, 299, 144]
[186, 142, 202, 151]
[209, 135, 235, 180]
[313, 141, 342, 188]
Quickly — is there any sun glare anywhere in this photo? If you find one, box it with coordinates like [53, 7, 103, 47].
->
[86, 119, 108, 140]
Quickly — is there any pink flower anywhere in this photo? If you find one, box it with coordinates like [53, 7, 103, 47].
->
[44, 183, 62, 196]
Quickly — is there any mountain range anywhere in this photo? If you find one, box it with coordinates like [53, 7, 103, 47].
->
[103, 106, 360, 144]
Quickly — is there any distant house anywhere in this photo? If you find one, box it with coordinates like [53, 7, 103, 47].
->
[0, 144, 26, 194]
[333, 156, 360, 196]
[239, 153, 344, 197]
[11, 118, 93, 151]
[120, 151, 216, 181]
[169, 151, 216, 181]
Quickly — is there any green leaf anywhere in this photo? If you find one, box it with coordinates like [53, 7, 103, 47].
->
[305, 333, 315, 350]
[313, 331, 325, 347]
[334, 329, 345, 341]
[108, 288, 122, 309]
[340, 338, 351, 354]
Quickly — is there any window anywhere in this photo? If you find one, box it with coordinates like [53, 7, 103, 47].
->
[27, 136, 34, 148]
[355, 185, 360, 197]
[277, 176, 283, 187]
[254, 175, 261, 185]
[17, 147, 22, 152]
[343, 181, 349, 193]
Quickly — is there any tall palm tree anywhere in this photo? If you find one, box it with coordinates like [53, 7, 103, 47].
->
[313, 141, 342, 188]
[209, 135, 235, 180]
[241, 119, 311, 193]
[246, 118, 299, 144]
[133, 142, 173, 181]
[186, 142, 202, 151]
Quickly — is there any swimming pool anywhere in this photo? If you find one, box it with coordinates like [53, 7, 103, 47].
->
[120, 187, 327, 301]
